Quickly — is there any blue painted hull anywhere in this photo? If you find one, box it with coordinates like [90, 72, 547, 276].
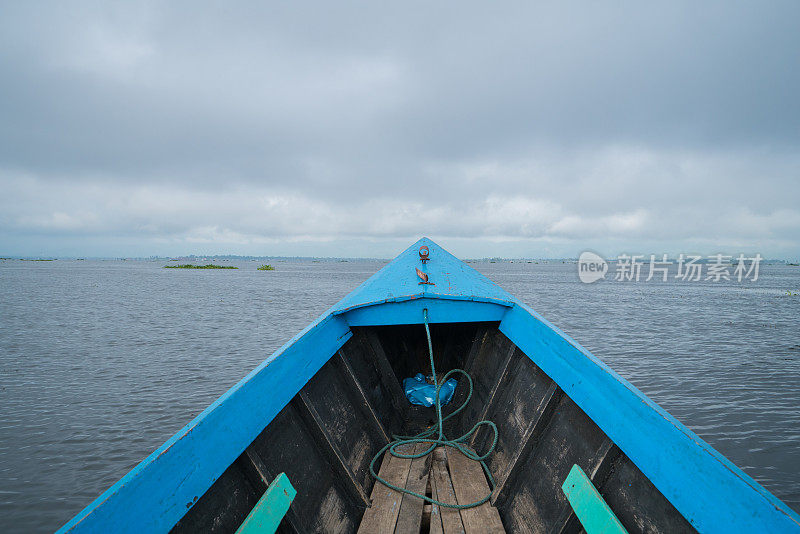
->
[59, 239, 800, 533]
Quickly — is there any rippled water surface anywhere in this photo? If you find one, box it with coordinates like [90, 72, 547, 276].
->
[1, 258, 799, 532]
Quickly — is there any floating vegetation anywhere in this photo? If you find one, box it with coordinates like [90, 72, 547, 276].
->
[257, 264, 275, 271]
[164, 264, 238, 269]
[787, 290, 798, 296]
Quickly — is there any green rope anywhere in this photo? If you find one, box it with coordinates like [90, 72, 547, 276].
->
[368, 308, 499, 509]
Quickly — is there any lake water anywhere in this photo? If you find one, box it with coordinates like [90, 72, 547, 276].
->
[1, 258, 799, 532]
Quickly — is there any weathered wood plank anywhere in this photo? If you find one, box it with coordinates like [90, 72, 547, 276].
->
[462, 327, 489, 375]
[336, 350, 391, 443]
[447, 447, 505, 534]
[339, 331, 405, 435]
[243, 447, 302, 534]
[358, 445, 415, 534]
[235, 473, 296, 534]
[361, 329, 409, 419]
[431, 449, 465, 534]
[561, 464, 628, 534]
[394, 443, 431, 534]
[234, 401, 357, 534]
[470, 344, 516, 448]
[295, 392, 371, 507]
[491, 381, 561, 507]
[171, 458, 261, 534]
[429, 501, 445, 534]
[499, 393, 613, 531]
[444, 327, 489, 438]
[555, 439, 620, 534]
[244, 447, 271, 484]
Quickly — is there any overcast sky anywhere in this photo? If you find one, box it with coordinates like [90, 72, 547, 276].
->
[1, 2, 798, 259]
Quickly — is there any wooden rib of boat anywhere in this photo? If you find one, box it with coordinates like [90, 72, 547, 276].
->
[59, 238, 800, 533]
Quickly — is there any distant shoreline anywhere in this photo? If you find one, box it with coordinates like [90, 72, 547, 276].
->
[1, 256, 798, 264]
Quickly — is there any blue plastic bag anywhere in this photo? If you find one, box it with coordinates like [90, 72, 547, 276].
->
[403, 373, 458, 407]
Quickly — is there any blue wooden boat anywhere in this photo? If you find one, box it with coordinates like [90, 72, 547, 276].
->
[60, 238, 800, 533]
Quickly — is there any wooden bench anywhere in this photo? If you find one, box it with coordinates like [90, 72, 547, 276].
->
[358, 444, 505, 534]
[235, 473, 296, 534]
[561, 464, 627, 534]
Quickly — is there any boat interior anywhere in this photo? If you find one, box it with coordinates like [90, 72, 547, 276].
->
[172, 322, 695, 533]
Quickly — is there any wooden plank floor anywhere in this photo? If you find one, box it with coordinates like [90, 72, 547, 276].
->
[358, 446, 505, 534]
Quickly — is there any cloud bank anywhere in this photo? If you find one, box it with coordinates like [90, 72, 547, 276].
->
[1, 2, 798, 258]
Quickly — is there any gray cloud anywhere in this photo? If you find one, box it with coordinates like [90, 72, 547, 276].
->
[1, 2, 798, 258]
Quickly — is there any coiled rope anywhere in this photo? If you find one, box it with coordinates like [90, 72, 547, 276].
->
[368, 308, 499, 509]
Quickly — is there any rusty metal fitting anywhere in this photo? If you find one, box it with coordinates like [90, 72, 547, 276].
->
[419, 246, 430, 263]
